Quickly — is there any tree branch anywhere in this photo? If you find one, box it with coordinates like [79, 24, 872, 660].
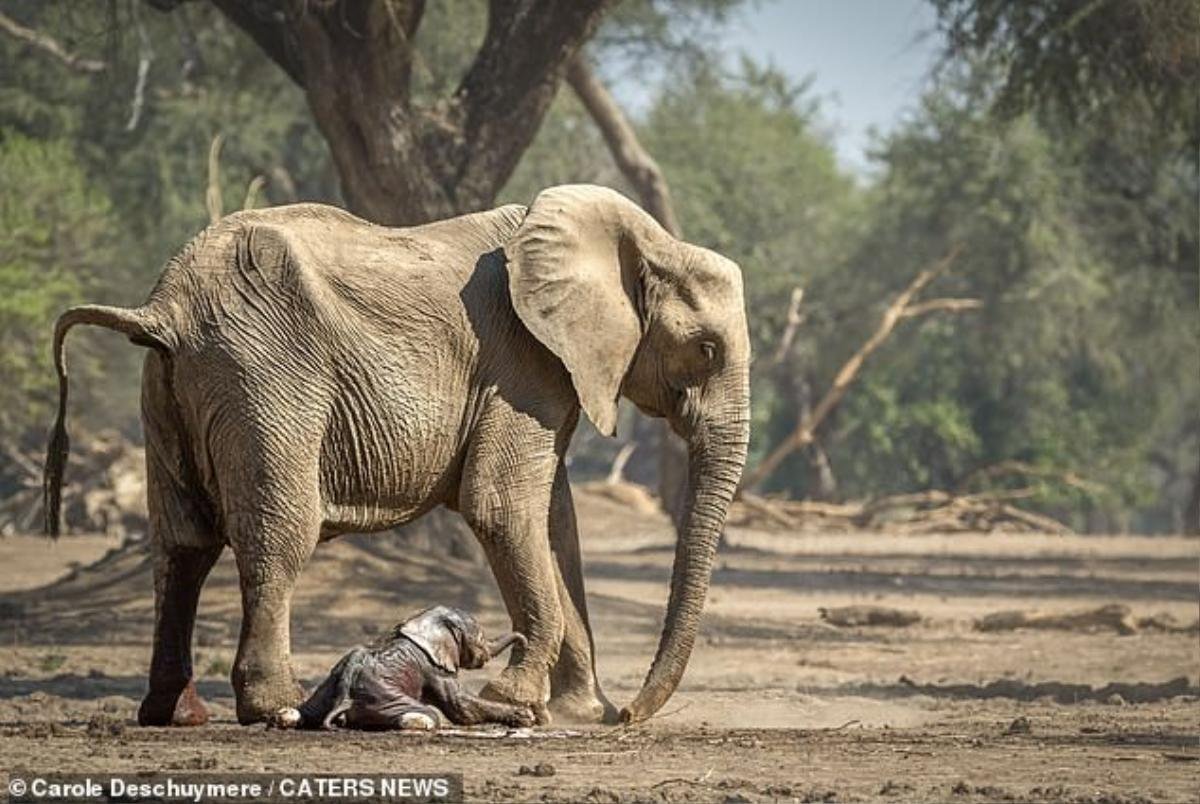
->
[606, 442, 637, 485]
[0, 9, 106, 73]
[565, 51, 682, 236]
[206, 133, 224, 223]
[957, 460, 1105, 494]
[206, 0, 306, 85]
[900, 298, 983, 317]
[451, 0, 611, 209]
[741, 246, 972, 492]
[767, 287, 806, 366]
[193, 0, 607, 224]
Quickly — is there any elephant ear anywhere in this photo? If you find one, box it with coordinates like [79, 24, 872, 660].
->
[505, 185, 669, 436]
[401, 607, 460, 674]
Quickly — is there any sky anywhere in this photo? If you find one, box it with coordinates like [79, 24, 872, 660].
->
[616, 0, 944, 177]
[726, 0, 943, 173]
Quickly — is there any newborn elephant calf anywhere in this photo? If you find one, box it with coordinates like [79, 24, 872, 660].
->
[273, 606, 534, 730]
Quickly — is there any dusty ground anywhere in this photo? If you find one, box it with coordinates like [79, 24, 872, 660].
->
[0, 491, 1197, 802]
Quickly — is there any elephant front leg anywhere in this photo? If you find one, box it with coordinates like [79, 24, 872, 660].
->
[470, 522, 564, 723]
[547, 462, 617, 724]
[459, 407, 566, 723]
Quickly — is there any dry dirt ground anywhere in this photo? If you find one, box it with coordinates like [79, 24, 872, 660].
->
[1, 491, 1197, 802]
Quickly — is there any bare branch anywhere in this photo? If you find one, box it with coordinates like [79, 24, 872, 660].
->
[736, 492, 801, 529]
[206, 134, 224, 224]
[729, 485, 1072, 535]
[900, 298, 983, 317]
[995, 503, 1073, 535]
[957, 460, 1105, 494]
[768, 287, 805, 366]
[0, 9, 106, 74]
[741, 245, 968, 492]
[566, 52, 681, 236]
[451, 1, 610, 211]
[606, 442, 637, 485]
[125, 1, 154, 132]
[1, 440, 41, 482]
[243, 175, 267, 210]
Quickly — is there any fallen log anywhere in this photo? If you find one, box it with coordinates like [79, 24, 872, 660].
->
[819, 605, 922, 628]
[727, 486, 1071, 534]
[1135, 613, 1200, 634]
[975, 604, 1138, 636]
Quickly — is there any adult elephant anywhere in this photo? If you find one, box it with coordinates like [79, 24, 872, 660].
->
[44, 185, 750, 727]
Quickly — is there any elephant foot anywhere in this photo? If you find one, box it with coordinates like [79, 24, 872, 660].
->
[138, 680, 209, 727]
[234, 666, 306, 726]
[480, 668, 551, 725]
[548, 688, 618, 725]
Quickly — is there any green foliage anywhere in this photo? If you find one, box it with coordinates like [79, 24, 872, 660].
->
[0, 1, 330, 442]
[0, 133, 116, 439]
[638, 58, 859, 466]
[931, 0, 1200, 144]
[823, 63, 1198, 529]
[409, 0, 488, 101]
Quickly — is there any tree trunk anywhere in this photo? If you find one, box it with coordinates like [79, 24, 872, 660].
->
[797, 377, 838, 501]
[154, 0, 612, 225]
[1185, 451, 1200, 535]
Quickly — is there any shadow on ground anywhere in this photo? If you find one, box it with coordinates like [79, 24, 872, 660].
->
[589, 557, 1198, 602]
[833, 675, 1199, 704]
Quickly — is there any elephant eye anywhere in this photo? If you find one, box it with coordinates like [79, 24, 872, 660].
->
[699, 340, 718, 363]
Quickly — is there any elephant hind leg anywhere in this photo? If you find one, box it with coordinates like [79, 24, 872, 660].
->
[226, 502, 320, 725]
[219, 433, 323, 725]
[296, 647, 370, 729]
[139, 353, 224, 727]
[138, 542, 223, 726]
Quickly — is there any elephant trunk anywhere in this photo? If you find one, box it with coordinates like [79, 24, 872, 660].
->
[620, 383, 749, 723]
[486, 631, 527, 659]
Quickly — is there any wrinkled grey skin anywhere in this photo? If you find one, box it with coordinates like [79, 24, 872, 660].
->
[44, 184, 751, 727]
[278, 605, 533, 730]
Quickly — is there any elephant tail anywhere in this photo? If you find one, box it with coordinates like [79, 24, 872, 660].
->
[44, 304, 173, 537]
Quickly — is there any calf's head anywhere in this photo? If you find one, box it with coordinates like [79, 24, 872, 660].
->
[394, 606, 526, 673]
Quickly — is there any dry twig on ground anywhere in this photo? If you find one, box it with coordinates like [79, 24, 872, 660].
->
[957, 460, 1105, 494]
